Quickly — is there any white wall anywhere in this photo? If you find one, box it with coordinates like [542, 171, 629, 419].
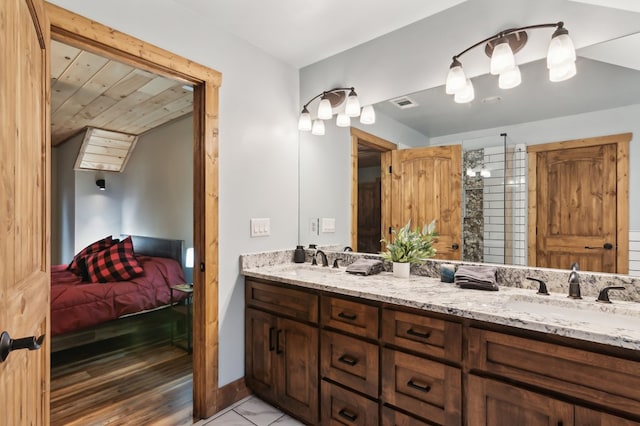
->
[48, 0, 300, 387]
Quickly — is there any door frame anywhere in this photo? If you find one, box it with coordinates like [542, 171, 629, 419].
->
[350, 127, 397, 251]
[527, 133, 631, 273]
[45, 3, 222, 418]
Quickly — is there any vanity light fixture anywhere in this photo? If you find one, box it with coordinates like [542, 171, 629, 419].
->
[446, 21, 576, 103]
[298, 87, 376, 135]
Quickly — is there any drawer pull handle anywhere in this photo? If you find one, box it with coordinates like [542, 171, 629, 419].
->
[337, 354, 358, 366]
[268, 327, 276, 352]
[276, 329, 283, 354]
[338, 312, 357, 321]
[338, 408, 358, 422]
[407, 379, 431, 393]
[407, 328, 431, 339]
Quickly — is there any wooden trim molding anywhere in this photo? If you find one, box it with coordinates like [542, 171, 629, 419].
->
[349, 128, 397, 250]
[217, 378, 252, 410]
[527, 132, 631, 273]
[45, 3, 222, 418]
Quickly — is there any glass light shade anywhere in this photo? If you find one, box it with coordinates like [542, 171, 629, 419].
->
[490, 39, 515, 75]
[311, 119, 325, 135]
[345, 92, 361, 117]
[445, 64, 467, 94]
[499, 66, 521, 89]
[547, 33, 576, 69]
[549, 61, 576, 82]
[454, 79, 474, 103]
[317, 97, 333, 120]
[297, 109, 312, 131]
[359, 105, 376, 124]
[185, 247, 194, 268]
[336, 113, 351, 127]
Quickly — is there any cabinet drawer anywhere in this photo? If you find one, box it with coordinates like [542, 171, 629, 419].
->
[246, 279, 318, 323]
[381, 406, 432, 426]
[321, 380, 378, 426]
[468, 327, 640, 418]
[321, 330, 379, 398]
[382, 309, 461, 362]
[321, 295, 378, 340]
[381, 348, 461, 425]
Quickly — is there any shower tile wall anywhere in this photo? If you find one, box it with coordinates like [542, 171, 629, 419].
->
[463, 149, 484, 262]
[630, 231, 640, 277]
[482, 146, 506, 264]
[505, 144, 527, 266]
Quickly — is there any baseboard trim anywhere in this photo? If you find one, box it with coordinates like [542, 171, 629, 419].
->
[217, 377, 251, 411]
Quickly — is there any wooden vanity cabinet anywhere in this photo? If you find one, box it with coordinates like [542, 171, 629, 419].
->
[245, 279, 319, 425]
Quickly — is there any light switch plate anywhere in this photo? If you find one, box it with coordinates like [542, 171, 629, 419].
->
[250, 218, 270, 237]
[310, 218, 319, 235]
[321, 217, 335, 233]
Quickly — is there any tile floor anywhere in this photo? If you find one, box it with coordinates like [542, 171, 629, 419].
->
[195, 395, 304, 426]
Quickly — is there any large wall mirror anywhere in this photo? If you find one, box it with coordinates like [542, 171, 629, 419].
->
[299, 29, 640, 275]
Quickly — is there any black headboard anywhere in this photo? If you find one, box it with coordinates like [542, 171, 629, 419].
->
[121, 234, 184, 266]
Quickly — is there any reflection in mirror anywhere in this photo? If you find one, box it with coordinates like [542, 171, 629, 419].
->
[364, 38, 640, 273]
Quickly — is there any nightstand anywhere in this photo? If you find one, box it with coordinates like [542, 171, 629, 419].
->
[170, 284, 193, 353]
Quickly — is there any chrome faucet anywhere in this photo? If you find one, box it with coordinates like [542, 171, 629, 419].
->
[567, 262, 582, 299]
[312, 249, 329, 267]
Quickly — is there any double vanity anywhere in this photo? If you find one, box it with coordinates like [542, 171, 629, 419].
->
[241, 250, 640, 425]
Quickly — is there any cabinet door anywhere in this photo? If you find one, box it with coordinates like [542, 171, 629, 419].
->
[467, 375, 573, 426]
[245, 308, 277, 401]
[277, 317, 319, 424]
[575, 407, 640, 425]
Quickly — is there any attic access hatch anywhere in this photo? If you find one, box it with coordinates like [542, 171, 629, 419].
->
[74, 127, 138, 172]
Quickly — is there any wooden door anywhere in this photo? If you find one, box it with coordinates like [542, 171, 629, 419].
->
[276, 317, 319, 425]
[0, 0, 51, 424]
[529, 138, 626, 273]
[467, 376, 574, 426]
[357, 180, 381, 253]
[575, 406, 640, 425]
[244, 308, 277, 402]
[387, 145, 462, 260]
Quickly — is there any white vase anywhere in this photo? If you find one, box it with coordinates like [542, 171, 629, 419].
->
[393, 262, 410, 278]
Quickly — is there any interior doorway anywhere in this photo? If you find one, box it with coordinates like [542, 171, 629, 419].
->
[47, 3, 221, 419]
[350, 128, 397, 252]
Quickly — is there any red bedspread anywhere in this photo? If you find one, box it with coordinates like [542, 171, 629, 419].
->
[51, 256, 187, 336]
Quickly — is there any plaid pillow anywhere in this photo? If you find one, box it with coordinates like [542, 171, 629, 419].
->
[85, 236, 144, 283]
[68, 236, 115, 274]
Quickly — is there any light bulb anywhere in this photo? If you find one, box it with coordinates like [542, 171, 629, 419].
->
[311, 119, 325, 135]
[499, 66, 521, 89]
[344, 89, 361, 117]
[317, 96, 332, 120]
[445, 59, 467, 94]
[549, 61, 576, 82]
[336, 113, 350, 127]
[490, 38, 515, 75]
[359, 105, 376, 125]
[297, 107, 312, 131]
[454, 79, 475, 103]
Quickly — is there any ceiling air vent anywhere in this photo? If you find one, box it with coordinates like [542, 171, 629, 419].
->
[389, 96, 419, 109]
[74, 127, 138, 172]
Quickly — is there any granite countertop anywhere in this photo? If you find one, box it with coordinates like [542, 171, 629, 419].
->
[242, 263, 640, 351]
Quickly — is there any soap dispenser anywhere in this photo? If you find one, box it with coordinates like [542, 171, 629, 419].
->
[567, 262, 581, 299]
[293, 245, 306, 263]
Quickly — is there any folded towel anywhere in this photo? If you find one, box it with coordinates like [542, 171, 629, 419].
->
[454, 265, 498, 291]
[346, 259, 383, 276]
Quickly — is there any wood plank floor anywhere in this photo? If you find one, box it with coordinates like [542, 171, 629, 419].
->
[51, 336, 193, 425]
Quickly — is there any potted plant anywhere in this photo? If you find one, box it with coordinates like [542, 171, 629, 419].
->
[380, 219, 438, 278]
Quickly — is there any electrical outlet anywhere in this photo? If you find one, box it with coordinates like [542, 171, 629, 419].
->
[310, 218, 319, 235]
[250, 218, 270, 237]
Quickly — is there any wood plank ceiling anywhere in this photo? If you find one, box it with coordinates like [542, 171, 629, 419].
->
[51, 40, 193, 146]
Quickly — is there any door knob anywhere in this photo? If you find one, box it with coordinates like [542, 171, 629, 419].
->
[451, 243, 460, 250]
[0, 331, 45, 362]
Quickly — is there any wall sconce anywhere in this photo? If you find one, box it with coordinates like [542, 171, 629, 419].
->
[446, 21, 576, 103]
[95, 178, 106, 191]
[298, 87, 376, 136]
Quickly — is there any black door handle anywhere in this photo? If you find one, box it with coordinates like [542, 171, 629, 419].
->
[1, 331, 45, 362]
[451, 243, 459, 250]
[585, 243, 614, 250]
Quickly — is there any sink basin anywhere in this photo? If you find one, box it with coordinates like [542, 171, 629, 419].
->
[273, 264, 344, 277]
[503, 294, 640, 329]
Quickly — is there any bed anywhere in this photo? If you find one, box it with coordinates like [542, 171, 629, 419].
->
[51, 235, 188, 349]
